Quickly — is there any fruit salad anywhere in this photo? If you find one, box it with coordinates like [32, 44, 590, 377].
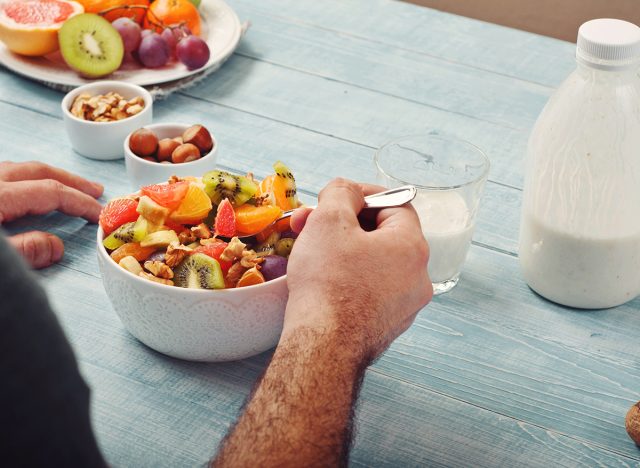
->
[101, 161, 299, 289]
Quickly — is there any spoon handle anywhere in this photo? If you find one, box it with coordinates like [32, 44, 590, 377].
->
[278, 185, 417, 221]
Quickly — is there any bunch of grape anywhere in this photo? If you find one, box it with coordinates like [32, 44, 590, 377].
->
[112, 17, 210, 70]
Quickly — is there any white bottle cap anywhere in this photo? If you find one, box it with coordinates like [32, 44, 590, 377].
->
[576, 18, 640, 70]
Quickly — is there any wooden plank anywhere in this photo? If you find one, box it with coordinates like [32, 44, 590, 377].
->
[0, 87, 522, 256]
[36, 266, 639, 466]
[232, 9, 553, 131]
[229, 0, 577, 87]
[2, 54, 531, 191]
[30, 237, 640, 461]
[376, 244, 640, 459]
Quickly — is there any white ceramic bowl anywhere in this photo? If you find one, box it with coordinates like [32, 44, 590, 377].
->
[97, 227, 288, 361]
[61, 81, 153, 160]
[124, 123, 218, 190]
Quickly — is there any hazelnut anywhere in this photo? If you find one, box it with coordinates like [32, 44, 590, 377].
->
[142, 156, 157, 162]
[156, 138, 181, 162]
[182, 124, 213, 154]
[171, 143, 201, 164]
[626, 401, 640, 445]
[129, 128, 158, 157]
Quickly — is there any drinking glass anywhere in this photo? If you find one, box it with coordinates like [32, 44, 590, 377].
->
[374, 134, 490, 294]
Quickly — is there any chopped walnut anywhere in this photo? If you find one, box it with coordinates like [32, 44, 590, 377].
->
[168, 175, 182, 184]
[226, 262, 247, 288]
[220, 237, 246, 262]
[144, 261, 174, 279]
[178, 230, 197, 244]
[139, 271, 174, 286]
[191, 223, 211, 239]
[165, 241, 192, 267]
[70, 91, 145, 122]
[240, 249, 263, 268]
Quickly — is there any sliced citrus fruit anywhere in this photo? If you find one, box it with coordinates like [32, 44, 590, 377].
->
[255, 174, 291, 210]
[141, 181, 190, 211]
[110, 242, 156, 264]
[214, 198, 236, 238]
[237, 267, 265, 287]
[0, 0, 84, 56]
[169, 184, 212, 225]
[234, 204, 282, 235]
[99, 197, 139, 235]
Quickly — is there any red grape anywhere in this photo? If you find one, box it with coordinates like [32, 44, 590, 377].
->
[112, 17, 141, 54]
[160, 27, 177, 57]
[260, 255, 288, 281]
[176, 35, 210, 70]
[138, 33, 170, 68]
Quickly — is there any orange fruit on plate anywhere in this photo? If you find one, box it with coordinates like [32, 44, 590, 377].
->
[0, 0, 84, 56]
[234, 204, 282, 235]
[144, 0, 200, 36]
[169, 184, 212, 224]
[77, 0, 149, 24]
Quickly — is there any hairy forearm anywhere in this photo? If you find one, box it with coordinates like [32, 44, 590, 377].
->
[212, 325, 369, 467]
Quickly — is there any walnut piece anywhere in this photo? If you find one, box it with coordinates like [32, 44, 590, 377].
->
[144, 261, 174, 279]
[240, 249, 263, 268]
[139, 271, 174, 286]
[220, 237, 246, 262]
[191, 223, 211, 239]
[69, 91, 145, 122]
[225, 262, 247, 288]
[178, 230, 197, 244]
[165, 241, 192, 267]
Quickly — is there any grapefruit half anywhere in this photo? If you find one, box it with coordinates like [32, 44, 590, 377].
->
[0, 0, 84, 56]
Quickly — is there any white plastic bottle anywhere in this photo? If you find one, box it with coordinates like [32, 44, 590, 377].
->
[519, 19, 640, 309]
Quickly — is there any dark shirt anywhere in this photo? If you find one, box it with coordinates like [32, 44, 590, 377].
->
[0, 231, 106, 467]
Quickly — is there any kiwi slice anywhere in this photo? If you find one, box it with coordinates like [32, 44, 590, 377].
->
[173, 253, 224, 289]
[103, 217, 148, 250]
[275, 238, 295, 258]
[58, 14, 124, 78]
[255, 231, 280, 257]
[202, 170, 258, 206]
[273, 161, 299, 208]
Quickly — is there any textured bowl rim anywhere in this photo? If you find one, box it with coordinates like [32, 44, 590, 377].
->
[97, 225, 288, 294]
[123, 122, 218, 168]
[61, 80, 153, 127]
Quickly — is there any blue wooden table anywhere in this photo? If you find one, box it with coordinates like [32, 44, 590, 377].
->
[2, 0, 640, 466]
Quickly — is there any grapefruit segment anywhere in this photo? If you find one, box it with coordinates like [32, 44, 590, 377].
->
[0, 0, 84, 56]
[214, 198, 236, 238]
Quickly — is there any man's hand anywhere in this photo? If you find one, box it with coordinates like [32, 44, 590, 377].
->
[286, 178, 433, 360]
[213, 179, 432, 467]
[0, 161, 104, 269]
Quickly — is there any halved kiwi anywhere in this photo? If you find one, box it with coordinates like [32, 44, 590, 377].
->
[58, 13, 124, 78]
[202, 170, 258, 206]
[173, 253, 225, 289]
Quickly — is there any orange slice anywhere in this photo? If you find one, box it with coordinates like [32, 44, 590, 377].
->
[234, 204, 282, 235]
[169, 184, 212, 225]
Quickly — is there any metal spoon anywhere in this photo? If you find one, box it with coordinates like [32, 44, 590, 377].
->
[235, 185, 417, 241]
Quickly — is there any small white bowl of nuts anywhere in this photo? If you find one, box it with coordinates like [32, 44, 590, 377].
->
[61, 81, 153, 161]
[124, 123, 218, 190]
